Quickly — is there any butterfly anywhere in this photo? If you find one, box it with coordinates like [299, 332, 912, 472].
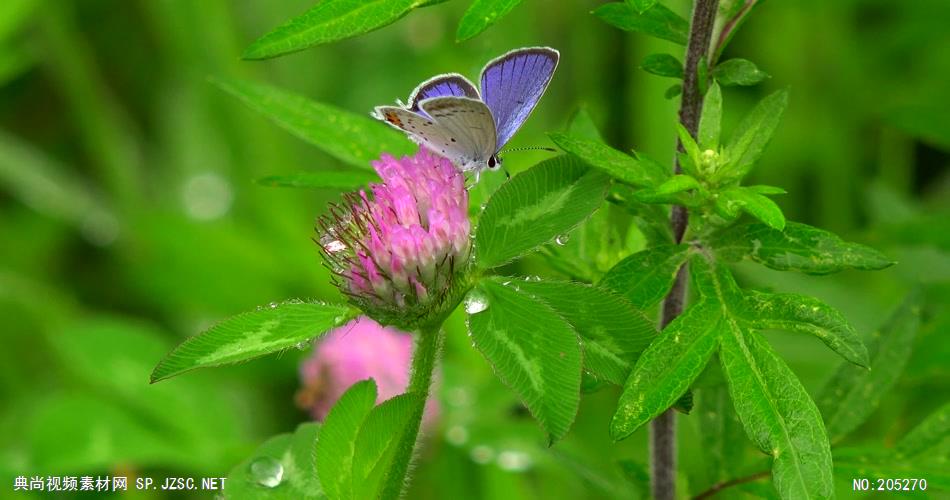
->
[373, 47, 559, 176]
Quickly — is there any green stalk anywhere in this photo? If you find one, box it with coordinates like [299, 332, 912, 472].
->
[379, 324, 442, 499]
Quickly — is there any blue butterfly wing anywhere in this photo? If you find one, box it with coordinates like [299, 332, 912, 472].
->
[479, 47, 559, 149]
[408, 73, 480, 114]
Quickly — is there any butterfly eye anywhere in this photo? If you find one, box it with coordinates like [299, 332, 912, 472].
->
[487, 156, 501, 170]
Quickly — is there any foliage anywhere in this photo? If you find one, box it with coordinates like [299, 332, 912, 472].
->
[1, 0, 947, 499]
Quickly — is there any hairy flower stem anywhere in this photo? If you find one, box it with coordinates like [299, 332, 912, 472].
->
[652, 1, 719, 499]
[379, 325, 442, 499]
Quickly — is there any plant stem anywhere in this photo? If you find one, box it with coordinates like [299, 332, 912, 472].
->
[652, 1, 719, 500]
[379, 325, 442, 499]
[692, 470, 770, 499]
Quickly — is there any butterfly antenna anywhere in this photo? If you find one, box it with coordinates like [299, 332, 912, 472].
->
[499, 146, 557, 154]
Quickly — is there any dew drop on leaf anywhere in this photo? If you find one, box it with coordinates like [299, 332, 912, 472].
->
[464, 289, 489, 314]
[247, 456, 283, 488]
[555, 234, 570, 246]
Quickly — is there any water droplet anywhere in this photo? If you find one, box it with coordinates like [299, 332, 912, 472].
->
[555, 234, 570, 246]
[523, 275, 541, 282]
[501, 280, 512, 286]
[268, 302, 279, 309]
[328, 240, 347, 253]
[247, 456, 283, 488]
[497, 450, 533, 472]
[445, 425, 469, 445]
[294, 341, 309, 351]
[463, 289, 489, 314]
[470, 445, 494, 464]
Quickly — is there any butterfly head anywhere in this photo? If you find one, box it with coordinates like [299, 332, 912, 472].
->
[487, 155, 503, 171]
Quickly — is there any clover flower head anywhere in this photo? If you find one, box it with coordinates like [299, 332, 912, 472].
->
[296, 316, 438, 427]
[317, 149, 471, 326]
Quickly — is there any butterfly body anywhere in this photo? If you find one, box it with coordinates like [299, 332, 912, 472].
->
[374, 47, 559, 175]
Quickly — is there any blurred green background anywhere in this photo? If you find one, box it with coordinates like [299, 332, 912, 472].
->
[0, 0, 947, 498]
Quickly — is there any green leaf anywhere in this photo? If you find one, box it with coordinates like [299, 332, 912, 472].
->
[27, 394, 195, 471]
[896, 402, 950, 458]
[593, 2, 689, 45]
[538, 202, 650, 282]
[516, 280, 656, 386]
[673, 390, 694, 414]
[243, 0, 432, 59]
[212, 77, 413, 169]
[316, 380, 377, 500]
[816, 290, 922, 442]
[695, 372, 747, 488]
[634, 174, 704, 206]
[53, 318, 244, 467]
[720, 89, 788, 180]
[716, 186, 786, 230]
[310, 381, 422, 500]
[640, 53, 682, 78]
[626, 0, 657, 14]
[698, 82, 722, 149]
[150, 301, 355, 382]
[256, 170, 380, 189]
[713, 58, 770, 86]
[697, 58, 710, 96]
[456, 0, 524, 41]
[0, 44, 34, 88]
[711, 222, 895, 275]
[0, 129, 114, 237]
[600, 244, 690, 310]
[834, 448, 950, 490]
[742, 290, 869, 367]
[664, 83, 683, 99]
[226, 423, 324, 499]
[617, 459, 651, 498]
[693, 255, 835, 499]
[352, 392, 424, 499]
[608, 184, 674, 245]
[746, 184, 787, 195]
[475, 155, 609, 269]
[610, 301, 721, 440]
[0, 0, 38, 42]
[720, 327, 834, 499]
[467, 278, 583, 442]
[676, 123, 702, 176]
[565, 106, 605, 141]
[548, 132, 667, 187]
[886, 104, 950, 151]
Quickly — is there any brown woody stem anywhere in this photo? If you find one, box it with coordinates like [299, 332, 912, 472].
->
[651, 1, 719, 499]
